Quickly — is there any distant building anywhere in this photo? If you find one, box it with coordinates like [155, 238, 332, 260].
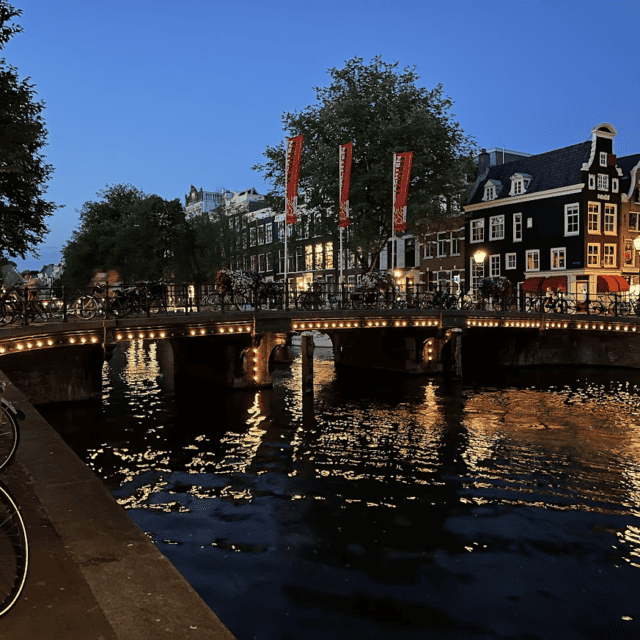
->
[184, 185, 266, 219]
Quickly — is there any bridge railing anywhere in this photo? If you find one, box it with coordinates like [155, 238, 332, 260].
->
[3, 281, 640, 326]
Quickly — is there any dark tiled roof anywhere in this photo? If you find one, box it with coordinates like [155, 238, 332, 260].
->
[617, 153, 640, 194]
[467, 140, 592, 205]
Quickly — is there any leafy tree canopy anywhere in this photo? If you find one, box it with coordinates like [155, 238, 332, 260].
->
[253, 56, 476, 272]
[61, 184, 188, 286]
[0, 1, 57, 260]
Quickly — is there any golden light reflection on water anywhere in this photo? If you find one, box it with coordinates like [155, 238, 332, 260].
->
[94, 340, 640, 570]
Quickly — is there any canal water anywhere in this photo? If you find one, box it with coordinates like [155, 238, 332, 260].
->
[41, 339, 640, 639]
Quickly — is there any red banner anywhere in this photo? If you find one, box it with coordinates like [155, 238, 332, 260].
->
[393, 151, 413, 232]
[285, 135, 303, 224]
[339, 142, 353, 228]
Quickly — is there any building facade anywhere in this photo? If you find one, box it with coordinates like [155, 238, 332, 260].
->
[464, 123, 640, 300]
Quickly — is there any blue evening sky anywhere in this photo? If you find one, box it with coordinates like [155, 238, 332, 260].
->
[5, 0, 640, 271]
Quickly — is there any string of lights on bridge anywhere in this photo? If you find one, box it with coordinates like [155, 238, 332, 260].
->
[0, 316, 638, 355]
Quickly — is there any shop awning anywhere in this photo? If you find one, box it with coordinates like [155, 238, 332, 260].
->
[522, 277, 545, 292]
[542, 276, 567, 292]
[597, 275, 630, 292]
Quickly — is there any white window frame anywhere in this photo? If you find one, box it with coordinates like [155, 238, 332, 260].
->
[551, 247, 566, 270]
[437, 232, 448, 257]
[629, 212, 640, 232]
[526, 249, 540, 272]
[604, 203, 617, 235]
[598, 174, 609, 191]
[587, 243, 600, 267]
[450, 235, 460, 256]
[470, 219, 484, 243]
[600, 151, 607, 167]
[489, 214, 505, 240]
[513, 213, 522, 242]
[483, 184, 496, 201]
[265, 223, 273, 244]
[588, 203, 600, 234]
[612, 178, 619, 193]
[589, 174, 596, 190]
[489, 254, 500, 277]
[564, 204, 579, 236]
[505, 253, 516, 270]
[603, 243, 616, 267]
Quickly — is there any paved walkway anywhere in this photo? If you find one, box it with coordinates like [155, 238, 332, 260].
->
[0, 370, 236, 639]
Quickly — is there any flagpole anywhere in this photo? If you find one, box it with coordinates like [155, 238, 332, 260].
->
[391, 153, 396, 274]
[284, 140, 289, 292]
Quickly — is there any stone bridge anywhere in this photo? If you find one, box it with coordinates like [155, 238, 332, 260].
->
[2, 309, 640, 404]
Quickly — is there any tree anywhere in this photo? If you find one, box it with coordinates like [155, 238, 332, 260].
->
[0, 2, 56, 260]
[61, 184, 187, 285]
[253, 56, 476, 273]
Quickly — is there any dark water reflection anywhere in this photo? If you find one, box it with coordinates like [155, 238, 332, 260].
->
[42, 340, 640, 639]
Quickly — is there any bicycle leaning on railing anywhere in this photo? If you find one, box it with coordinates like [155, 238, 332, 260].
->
[0, 381, 29, 617]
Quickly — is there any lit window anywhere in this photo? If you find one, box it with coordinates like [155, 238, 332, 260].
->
[526, 250, 540, 271]
[604, 204, 616, 234]
[588, 202, 600, 233]
[551, 248, 566, 270]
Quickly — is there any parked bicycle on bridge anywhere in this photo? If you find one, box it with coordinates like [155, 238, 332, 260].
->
[0, 381, 29, 618]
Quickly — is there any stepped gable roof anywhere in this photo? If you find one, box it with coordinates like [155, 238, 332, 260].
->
[467, 140, 592, 206]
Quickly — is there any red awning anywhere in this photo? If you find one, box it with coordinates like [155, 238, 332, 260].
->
[522, 277, 545, 292]
[542, 276, 567, 292]
[612, 275, 630, 292]
[597, 275, 626, 292]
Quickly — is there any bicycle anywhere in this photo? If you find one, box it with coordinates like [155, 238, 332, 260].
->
[71, 283, 127, 320]
[0, 382, 28, 618]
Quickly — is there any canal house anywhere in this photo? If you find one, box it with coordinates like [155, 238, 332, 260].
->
[464, 123, 640, 301]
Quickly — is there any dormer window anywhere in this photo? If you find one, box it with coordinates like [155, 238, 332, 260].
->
[509, 173, 532, 196]
[483, 179, 501, 202]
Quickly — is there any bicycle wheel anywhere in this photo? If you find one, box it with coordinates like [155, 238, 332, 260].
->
[588, 300, 605, 315]
[0, 482, 28, 618]
[0, 406, 19, 472]
[109, 296, 127, 318]
[72, 296, 98, 320]
[148, 297, 166, 315]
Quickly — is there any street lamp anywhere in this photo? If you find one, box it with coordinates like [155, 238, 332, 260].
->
[473, 249, 487, 265]
[473, 249, 486, 305]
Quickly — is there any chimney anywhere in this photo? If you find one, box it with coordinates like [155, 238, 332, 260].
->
[478, 148, 490, 173]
